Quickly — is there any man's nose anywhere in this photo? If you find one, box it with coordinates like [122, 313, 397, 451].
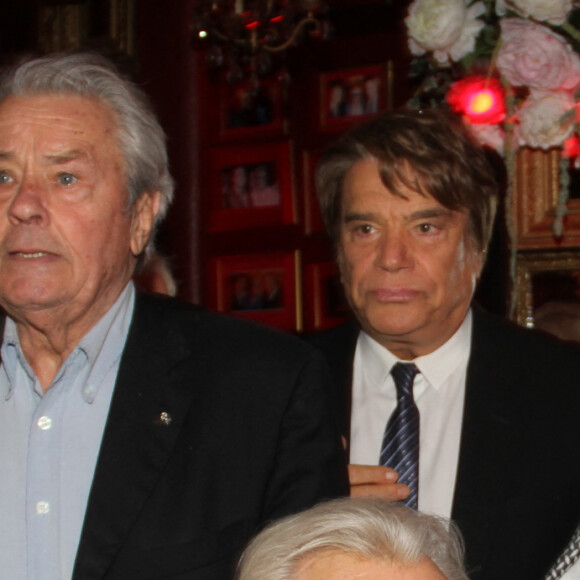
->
[7, 175, 48, 226]
[375, 230, 413, 272]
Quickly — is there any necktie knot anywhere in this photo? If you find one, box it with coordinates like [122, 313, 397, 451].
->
[391, 362, 419, 398]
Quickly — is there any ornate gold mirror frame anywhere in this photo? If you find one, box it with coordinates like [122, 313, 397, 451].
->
[514, 250, 580, 327]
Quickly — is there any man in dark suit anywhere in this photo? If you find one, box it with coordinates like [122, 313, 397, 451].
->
[0, 52, 346, 580]
[308, 108, 580, 580]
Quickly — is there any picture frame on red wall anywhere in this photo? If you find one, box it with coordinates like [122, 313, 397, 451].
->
[319, 62, 393, 130]
[211, 251, 302, 332]
[218, 78, 287, 141]
[303, 261, 350, 332]
[302, 149, 326, 235]
[208, 141, 296, 231]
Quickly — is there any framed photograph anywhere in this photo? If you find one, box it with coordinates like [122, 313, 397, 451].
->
[513, 251, 580, 337]
[219, 78, 286, 140]
[513, 147, 580, 249]
[302, 149, 325, 235]
[213, 251, 302, 331]
[319, 62, 393, 129]
[209, 141, 295, 231]
[303, 261, 350, 331]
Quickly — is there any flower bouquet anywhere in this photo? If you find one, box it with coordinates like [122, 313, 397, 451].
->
[406, 0, 580, 235]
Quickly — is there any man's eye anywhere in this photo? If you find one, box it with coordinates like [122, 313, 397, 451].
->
[356, 224, 374, 234]
[58, 173, 77, 186]
[0, 171, 13, 184]
[418, 223, 435, 233]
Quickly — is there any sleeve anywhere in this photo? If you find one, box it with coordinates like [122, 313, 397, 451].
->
[259, 348, 349, 524]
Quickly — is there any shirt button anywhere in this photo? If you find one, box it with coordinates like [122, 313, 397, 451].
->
[37, 416, 52, 430]
[36, 501, 50, 515]
[82, 384, 95, 403]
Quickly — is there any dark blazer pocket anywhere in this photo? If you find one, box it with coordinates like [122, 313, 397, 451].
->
[110, 520, 251, 579]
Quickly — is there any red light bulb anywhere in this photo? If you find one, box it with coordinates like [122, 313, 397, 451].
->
[468, 90, 494, 115]
[446, 76, 506, 125]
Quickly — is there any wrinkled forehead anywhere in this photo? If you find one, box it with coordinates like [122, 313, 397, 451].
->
[0, 94, 123, 161]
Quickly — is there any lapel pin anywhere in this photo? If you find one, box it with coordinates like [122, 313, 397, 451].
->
[157, 411, 172, 426]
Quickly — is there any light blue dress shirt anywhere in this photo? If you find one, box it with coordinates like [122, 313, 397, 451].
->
[0, 283, 135, 580]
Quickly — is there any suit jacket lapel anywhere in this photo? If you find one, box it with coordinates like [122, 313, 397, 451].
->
[451, 308, 524, 575]
[72, 294, 201, 580]
[310, 320, 358, 442]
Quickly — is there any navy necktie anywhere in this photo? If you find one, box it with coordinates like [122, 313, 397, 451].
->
[380, 362, 420, 509]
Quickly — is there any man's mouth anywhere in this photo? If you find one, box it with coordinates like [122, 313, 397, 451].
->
[17, 252, 50, 259]
[370, 288, 422, 302]
[9, 251, 53, 259]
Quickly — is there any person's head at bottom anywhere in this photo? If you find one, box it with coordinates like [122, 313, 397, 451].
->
[236, 497, 468, 580]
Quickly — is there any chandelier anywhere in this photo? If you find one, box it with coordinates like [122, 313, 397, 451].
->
[192, 0, 328, 84]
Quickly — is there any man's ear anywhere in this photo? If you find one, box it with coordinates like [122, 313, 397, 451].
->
[130, 191, 162, 257]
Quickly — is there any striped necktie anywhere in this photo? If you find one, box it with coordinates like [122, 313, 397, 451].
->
[545, 525, 580, 579]
[379, 362, 420, 509]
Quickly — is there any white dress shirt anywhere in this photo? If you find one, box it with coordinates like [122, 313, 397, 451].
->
[350, 310, 472, 519]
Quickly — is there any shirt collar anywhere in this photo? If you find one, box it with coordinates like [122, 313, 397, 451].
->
[77, 282, 135, 403]
[413, 310, 472, 390]
[358, 309, 473, 392]
[2, 282, 135, 402]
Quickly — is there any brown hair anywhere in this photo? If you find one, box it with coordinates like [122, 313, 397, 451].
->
[316, 108, 499, 252]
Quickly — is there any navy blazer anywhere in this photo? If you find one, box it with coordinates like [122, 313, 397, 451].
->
[306, 307, 580, 580]
[63, 292, 348, 579]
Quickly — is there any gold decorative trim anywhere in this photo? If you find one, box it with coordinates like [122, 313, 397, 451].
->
[513, 250, 580, 326]
[513, 147, 580, 249]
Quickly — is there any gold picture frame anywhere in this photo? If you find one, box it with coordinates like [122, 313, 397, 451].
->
[513, 250, 580, 327]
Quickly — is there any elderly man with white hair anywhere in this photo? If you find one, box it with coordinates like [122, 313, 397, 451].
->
[0, 52, 347, 580]
[237, 497, 468, 580]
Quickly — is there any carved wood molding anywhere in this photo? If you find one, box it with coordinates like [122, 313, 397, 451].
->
[513, 147, 580, 249]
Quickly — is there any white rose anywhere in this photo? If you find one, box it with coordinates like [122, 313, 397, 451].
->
[499, 0, 572, 24]
[517, 92, 576, 149]
[406, 0, 486, 64]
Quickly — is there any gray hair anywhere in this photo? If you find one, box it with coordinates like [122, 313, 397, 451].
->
[236, 498, 468, 580]
[0, 51, 174, 256]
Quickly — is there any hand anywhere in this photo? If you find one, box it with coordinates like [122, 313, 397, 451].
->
[348, 464, 410, 502]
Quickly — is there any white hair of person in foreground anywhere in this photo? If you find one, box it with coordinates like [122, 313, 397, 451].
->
[236, 497, 468, 580]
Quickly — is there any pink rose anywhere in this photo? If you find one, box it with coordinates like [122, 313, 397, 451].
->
[497, 18, 580, 92]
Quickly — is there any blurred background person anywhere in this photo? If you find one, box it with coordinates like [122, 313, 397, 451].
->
[249, 163, 280, 207]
